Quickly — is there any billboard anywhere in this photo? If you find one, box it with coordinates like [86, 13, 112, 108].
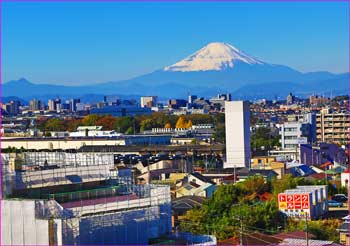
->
[278, 193, 310, 210]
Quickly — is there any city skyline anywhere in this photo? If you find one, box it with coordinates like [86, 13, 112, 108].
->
[2, 1, 349, 85]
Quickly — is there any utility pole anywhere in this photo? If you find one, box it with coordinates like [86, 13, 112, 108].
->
[305, 215, 309, 246]
[234, 164, 236, 184]
[239, 216, 243, 246]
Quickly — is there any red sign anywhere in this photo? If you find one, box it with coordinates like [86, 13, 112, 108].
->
[279, 194, 286, 202]
[287, 203, 294, 209]
[279, 193, 310, 211]
[294, 203, 302, 209]
[302, 202, 309, 209]
[302, 194, 309, 202]
[293, 194, 302, 202]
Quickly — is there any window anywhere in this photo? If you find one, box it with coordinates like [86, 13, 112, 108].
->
[285, 128, 297, 132]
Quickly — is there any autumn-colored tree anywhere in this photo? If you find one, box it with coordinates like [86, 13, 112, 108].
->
[164, 122, 172, 128]
[82, 114, 101, 126]
[140, 118, 154, 132]
[175, 116, 186, 128]
[185, 120, 193, 129]
[96, 115, 116, 130]
[66, 119, 83, 132]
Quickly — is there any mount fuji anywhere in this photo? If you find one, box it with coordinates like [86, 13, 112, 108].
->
[3, 42, 348, 100]
[164, 42, 265, 71]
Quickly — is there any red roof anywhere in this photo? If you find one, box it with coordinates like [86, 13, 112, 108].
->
[258, 192, 273, 202]
[320, 161, 333, 168]
[307, 173, 328, 180]
[343, 169, 350, 174]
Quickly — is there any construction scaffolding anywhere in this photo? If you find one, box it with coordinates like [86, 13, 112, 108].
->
[1, 151, 172, 245]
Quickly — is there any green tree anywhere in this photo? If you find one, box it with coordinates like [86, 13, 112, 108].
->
[43, 118, 66, 131]
[251, 127, 280, 151]
[140, 118, 154, 132]
[114, 116, 134, 133]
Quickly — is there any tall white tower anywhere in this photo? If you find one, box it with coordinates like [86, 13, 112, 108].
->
[224, 101, 251, 169]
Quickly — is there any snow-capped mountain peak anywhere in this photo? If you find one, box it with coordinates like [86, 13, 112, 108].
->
[164, 42, 265, 72]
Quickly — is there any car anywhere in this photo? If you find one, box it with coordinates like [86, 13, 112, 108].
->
[327, 200, 343, 207]
[332, 194, 348, 203]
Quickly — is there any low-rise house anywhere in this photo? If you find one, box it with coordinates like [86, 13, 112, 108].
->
[171, 196, 206, 227]
[337, 215, 350, 245]
[175, 172, 216, 198]
[236, 168, 278, 181]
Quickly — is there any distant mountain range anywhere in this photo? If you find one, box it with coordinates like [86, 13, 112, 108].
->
[3, 42, 349, 101]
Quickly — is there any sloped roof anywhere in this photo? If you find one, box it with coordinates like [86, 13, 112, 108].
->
[172, 196, 206, 215]
[190, 172, 215, 185]
[218, 232, 281, 245]
[274, 230, 316, 240]
[278, 238, 339, 246]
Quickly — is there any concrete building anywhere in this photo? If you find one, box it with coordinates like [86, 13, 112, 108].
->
[141, 96, 158, 108]
[1, 100, 20, 116]
[90, 105, 152, 117]
[69, 98, 81, 112]
[224, 101, 251, 169]
[209, 93, 232, 108]
[279, 122, 312, 149]
[48, 98, 62, 111]
[48, 99, 55, 111]
[1, 151, 172, 245]
[309, 95, 330, 105]
[103, 95, 120, 105]
[300, 143, 348, 166]
[29, 99, 43, 111]
[286, 92, 295, 105]
[1, 135, 172, 150]
[69, 126, 122, 138]
[1, 152, 216, 245]
[168, 99, 187, 109]
[188, 95, 198, 104]
[316, 110, 350, 144]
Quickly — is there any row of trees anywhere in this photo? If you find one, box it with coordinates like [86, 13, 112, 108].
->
[38, 113, 225, 137]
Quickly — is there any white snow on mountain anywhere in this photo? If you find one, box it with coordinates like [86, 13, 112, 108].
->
[164, 42, 265, 72]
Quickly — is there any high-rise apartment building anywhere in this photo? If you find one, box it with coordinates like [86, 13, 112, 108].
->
[69, 98, 81, 112]
[29, 99, 42, 111]
[141, 96, 158, 108]
[316, 109, 350, 144]
[224, 101, 251, 169]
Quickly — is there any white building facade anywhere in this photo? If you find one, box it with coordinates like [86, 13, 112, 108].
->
[279, 122, 311, 150]
[224, 101, 251, 169]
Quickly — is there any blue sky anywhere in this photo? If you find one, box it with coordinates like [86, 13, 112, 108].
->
[2, 1, 349, 85]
